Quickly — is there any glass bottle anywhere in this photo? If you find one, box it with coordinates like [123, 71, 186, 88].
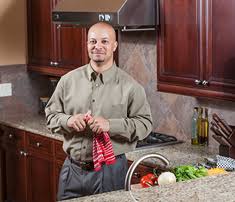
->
[197, 107, 203, 145]
[191, 107, 199, 145]
[202, 108, 209, 145]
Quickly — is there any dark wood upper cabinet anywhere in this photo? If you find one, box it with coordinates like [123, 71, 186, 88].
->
[27, 0, 88, 77]
[206, 0, 235, 96]
[157, 0, 235, 101]
[55, 26, 88, 68]
[27, 0, 54, 66]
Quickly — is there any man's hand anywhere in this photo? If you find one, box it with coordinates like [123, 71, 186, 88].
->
[67, 114, 86, 132]
[87, 116, 110, 134]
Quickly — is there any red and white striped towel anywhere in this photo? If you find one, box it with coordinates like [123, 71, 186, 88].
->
[84, 114, 116, 171]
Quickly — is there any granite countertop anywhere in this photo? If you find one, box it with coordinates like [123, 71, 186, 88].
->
[63, 172, 235, 202]
[0, 113, 218, 164]
[2, 113, 234, 202]
[0, 113, 63, 141]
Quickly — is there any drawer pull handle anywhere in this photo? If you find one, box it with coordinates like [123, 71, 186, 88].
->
[36, 142, 41, 147]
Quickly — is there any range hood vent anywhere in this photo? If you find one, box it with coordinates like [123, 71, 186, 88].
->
[52, 0, 158, 29]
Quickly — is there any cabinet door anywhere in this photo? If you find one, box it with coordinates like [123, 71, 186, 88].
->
[0, 143, 4, 201]
[54, 140, 67, 195]
[27, 152, 54, 202]
[5, 147, 27, 202]
[26, 133, 55, 202]
[55, 26, 88, 69]
[3, 128, 27, 202]
[0, 128, 5, 201]
[157, 0, 203, 93]
[27, 0, 55, 66]
[205, 0, 235, 99]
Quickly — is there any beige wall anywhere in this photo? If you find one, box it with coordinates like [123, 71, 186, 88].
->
[0, 0, 27, 65]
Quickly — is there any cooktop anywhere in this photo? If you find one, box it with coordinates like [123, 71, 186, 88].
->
[136, 132, 183, 149]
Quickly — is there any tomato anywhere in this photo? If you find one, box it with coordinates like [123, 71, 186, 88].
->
[146, 173, 158, 185]
[140, 175, 154, 188]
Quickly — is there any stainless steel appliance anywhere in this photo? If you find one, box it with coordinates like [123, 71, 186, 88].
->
[52, 0, 158, 28]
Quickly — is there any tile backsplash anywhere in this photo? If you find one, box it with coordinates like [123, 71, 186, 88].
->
[0, 65, 51, 117]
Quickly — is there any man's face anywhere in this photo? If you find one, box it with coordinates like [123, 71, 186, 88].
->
[87, 26, 117, 65]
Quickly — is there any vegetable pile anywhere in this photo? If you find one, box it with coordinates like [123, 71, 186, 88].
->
[139, 165, 209, 188]
[140, 171, 177, 188]
[173, 165, 208, 181]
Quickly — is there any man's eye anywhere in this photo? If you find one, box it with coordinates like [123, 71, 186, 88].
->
[102, 40, 109, 44]
[89, 40, 96, 45]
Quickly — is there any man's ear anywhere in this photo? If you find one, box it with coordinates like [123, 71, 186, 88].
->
[113, 41, 118, 52]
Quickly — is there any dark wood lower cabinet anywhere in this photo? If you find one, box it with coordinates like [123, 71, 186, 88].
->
[0, 125, 157, 202]
[0, 127, 57, 202]
[27, 152, 54, 202]
[5, 147, 27, 202]
[0, 128, 6, 201]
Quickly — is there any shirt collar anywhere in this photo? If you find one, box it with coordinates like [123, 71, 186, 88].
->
[87, 63, 117, 84]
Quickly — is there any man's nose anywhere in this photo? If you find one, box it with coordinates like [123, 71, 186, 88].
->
[94, 41, 103, 49]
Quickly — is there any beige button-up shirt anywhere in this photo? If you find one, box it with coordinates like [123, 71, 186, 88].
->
[45, 63, 152, 161]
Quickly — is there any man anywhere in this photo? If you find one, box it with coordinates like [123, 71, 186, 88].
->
[45, 22, 152, 200]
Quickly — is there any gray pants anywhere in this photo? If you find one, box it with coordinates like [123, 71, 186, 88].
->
[57, 154, 128, 201]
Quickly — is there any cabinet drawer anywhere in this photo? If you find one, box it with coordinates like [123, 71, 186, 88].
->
[26, 132, 53, 156]
[54, 140, 66, 161]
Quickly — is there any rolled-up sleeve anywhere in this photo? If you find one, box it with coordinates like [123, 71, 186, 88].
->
[45, 78, 72, 135]
[108, 84, 152, 142]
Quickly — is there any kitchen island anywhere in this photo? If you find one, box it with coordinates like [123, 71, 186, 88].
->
[61, 171, 235, 202]
[0, 114, 234, 202]
[58, 143, 235, 202]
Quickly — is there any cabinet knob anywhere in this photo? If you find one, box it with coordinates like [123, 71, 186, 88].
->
[194, 79, 202, 85]
[36, 142, 41, 147]
[54, 62, 59, 66]
[20, 150, 24, 155]
[8, 134, 13, 139]
[202, 80, 209, 86]
[53, 14, 60, 20]
[133, 172, 141, 178]
[50, 61, 59, 66]
[56, 24, 61, 29]
[24, 152, 28, 157]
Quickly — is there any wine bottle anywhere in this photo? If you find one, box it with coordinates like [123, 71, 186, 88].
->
[203, 108, 209, 145]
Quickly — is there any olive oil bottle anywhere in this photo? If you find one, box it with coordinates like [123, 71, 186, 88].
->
[202, 108, 209, 145]
[197, 107, 203, 145]
[191, 107, 199, 145]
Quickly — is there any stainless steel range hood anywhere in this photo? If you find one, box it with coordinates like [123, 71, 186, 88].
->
[52, 0, 157, 28]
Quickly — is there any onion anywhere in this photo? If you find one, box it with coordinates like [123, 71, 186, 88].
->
[158, 172, 176, 185]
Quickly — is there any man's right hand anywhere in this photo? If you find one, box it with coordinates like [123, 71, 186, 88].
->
[67, 114, 87, 132]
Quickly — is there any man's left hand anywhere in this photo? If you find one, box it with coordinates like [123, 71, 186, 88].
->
[87, 116, 110, 134]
